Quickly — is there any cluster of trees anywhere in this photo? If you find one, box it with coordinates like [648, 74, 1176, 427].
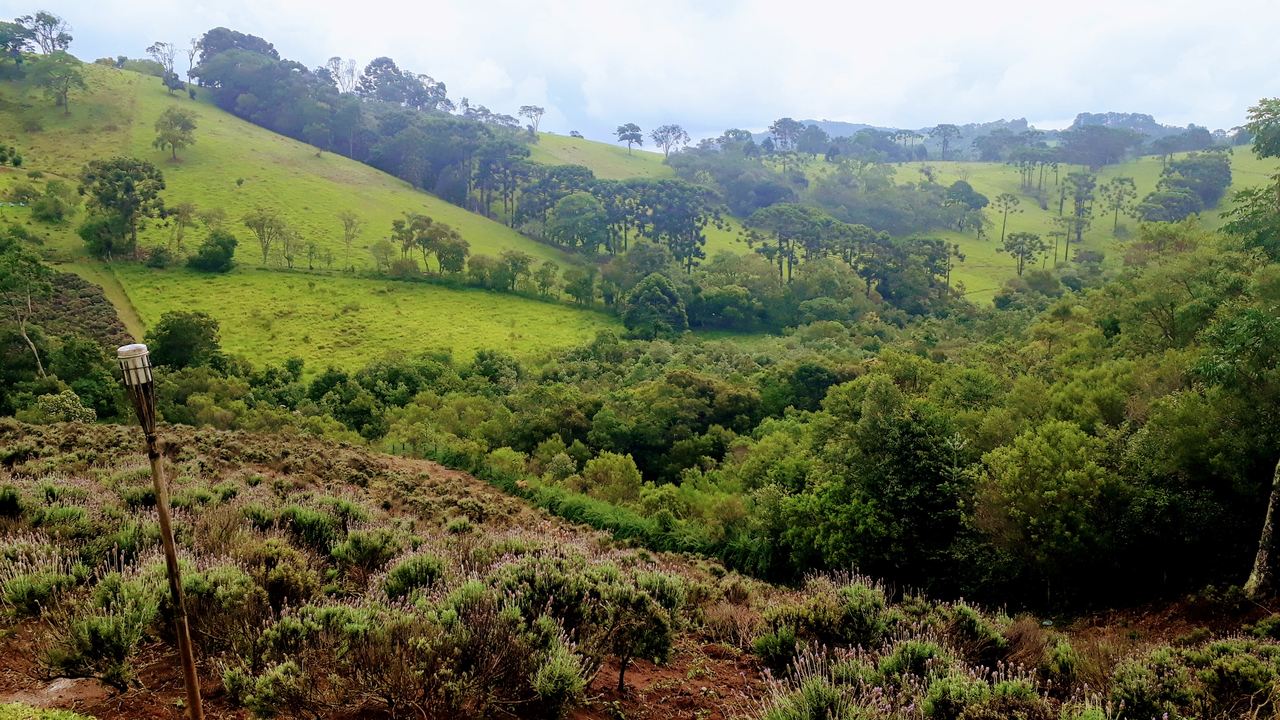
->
[1136, 150, 1233, 222]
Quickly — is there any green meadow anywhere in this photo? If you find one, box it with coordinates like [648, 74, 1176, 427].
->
[113, 264, 618, 372]
[0, 62, 621, 364]
[529, 132, 673, 179]
[0, 62, 571, 268]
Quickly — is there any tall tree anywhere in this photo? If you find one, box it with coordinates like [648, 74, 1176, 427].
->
[1064, 171, 1097, 248]
[991, 192, 1021, 244]
[615, 123, 643, 155]
[78, 157, 166, 248]
[16, 11, 70, 54]
[929, 124, 961, 160]
[153, 106, 197, 161]
[242, 207, 288, 265]
[1098, 177, 1137, 233]
[650, 124, 690, 159]
[1001, 231, 1048, 275]
[0, 237, 52, 377]
[768, 117, 804, 152]
[30, 51, 85, 115]
[0, 21, 34, 61]
[338, 210, 364, 271]
[326, 56, 358, 94]
[518, 105, 545, 135]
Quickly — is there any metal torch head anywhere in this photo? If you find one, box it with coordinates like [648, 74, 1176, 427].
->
[117, 343, 153, 388]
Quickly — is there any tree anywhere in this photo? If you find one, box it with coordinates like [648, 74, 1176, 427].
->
[0, 237, 52, 376]
[370, 238, 394, 272]
[1064, 172, 1096, 248]
[991, 192, 1021, 244]
[563, 266, 596, 305]
[325, 56, 358, 94]
[78, 157, 166, 248]
[242, 207, 288, 265]
[768, 118, 804, 152]
[153, 106, 197, 161]
[338, 211, 364, 271]
[16, 11, 71, 54]
[30, 51, 85, 115]
[187, 229, 237, 272]
[1245, 459, 1280, 599]
[1098, 177, 1137, 233]
[615, 123, 643, 155]
[0, 21, 33, 61]
[168, 201, 197, 252]
[650, 124, 690, 159]
[303, 122, 331, 156]
[1245, 98, 1280, 159]
[518, 105, 545, 135]
[534, 260, 559, 297]
[1137, 187, 1203, 223]
[621, 273, 688, 339]
[929, 124, 961, 160]
[547, 192, 609, 253]
[1001, 231, 1048, 275]
[146, 311, 221, 369]
[146, 41, 176, 79]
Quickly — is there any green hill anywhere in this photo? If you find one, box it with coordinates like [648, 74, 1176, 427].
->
[0, 63, 570, 267]
[529, 132, 673, 180]
[0, 62, 617, 369]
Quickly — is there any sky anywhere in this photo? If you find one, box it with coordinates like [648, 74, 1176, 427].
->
[7, 0, 1280, 142]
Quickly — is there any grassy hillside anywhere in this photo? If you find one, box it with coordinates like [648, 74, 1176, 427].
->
[528, 132, 673, 180]
[0, 63, 570, 268]
[113, 265, 617, 370]
[0, 61, 620, 365]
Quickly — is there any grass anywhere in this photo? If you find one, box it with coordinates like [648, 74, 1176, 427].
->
[0, 62, 571, 269]
[0, 60, 621, 362]
[0, 705, 93, 720]
[784, 152, 1280, 299]
[529, 133, 673, 180]
[113, 264, 619, 371]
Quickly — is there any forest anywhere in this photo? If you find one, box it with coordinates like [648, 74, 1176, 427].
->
[3, 6, 1280, 720]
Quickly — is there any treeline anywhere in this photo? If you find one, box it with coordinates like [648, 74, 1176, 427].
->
[9, 212, 1274, 608]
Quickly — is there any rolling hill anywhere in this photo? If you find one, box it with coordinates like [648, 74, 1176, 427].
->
[0, 61, 619, 369]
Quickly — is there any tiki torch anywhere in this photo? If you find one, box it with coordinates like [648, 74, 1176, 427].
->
[117, 344, 205, 720]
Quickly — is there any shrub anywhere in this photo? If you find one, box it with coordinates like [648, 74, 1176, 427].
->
[1041, 637, 1078, 684]
[331, 528, 401, 573]
[878, 640, 950, 685]
[948, 604, 1008, 662]
[0, 485, 23, 517]
[144, 245, 173, 268]
[383, 554, 445, 599]
[187, 229, 237, 273]
[3, 571, 77, 617]
[279, 505, 339, 553]
[1109, 646, 1196, 720]
[46, 571, 163, 687]
[924, 673, 991, 720]
[754, 625, 799, 672]
[532, 642, 587, 719]
[760, 673, 849, 720]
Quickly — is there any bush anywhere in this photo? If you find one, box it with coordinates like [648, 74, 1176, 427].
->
[754, 625, 799, 671]
[878, 640, 950, 685]
[760, 673, 849, 720]
[383, 554, 445, 599]
[925, 673, 991, 720]
[1109, 646, 1196, 720]
[187, 229, 237, 273]
[144, 245, 173, 268]
[532, 642, 587, 718]
[2, 571, 77, 617]
[46, 572, 163, 687]
[331, 528, 401, 573]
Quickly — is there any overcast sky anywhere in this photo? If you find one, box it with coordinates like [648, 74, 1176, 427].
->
[8, 0, 1279, 141]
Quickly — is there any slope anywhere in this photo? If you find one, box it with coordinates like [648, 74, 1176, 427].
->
[0, 62, 571, 267]
[0, 61, 618, 368]
[529, 132, 673, 180]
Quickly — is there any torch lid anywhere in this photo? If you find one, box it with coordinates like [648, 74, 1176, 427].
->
[117, 343, 150, 360]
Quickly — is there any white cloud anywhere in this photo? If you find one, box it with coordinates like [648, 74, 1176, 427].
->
[11, 0, 1279, 139]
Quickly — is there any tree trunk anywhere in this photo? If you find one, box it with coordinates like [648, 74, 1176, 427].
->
[1245, 458, 1280, 599]
[617, 656, 630, 694]
[18, 316, 46, 378]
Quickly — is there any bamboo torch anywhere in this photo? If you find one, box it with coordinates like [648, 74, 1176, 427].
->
[117, 344, 204, 720]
